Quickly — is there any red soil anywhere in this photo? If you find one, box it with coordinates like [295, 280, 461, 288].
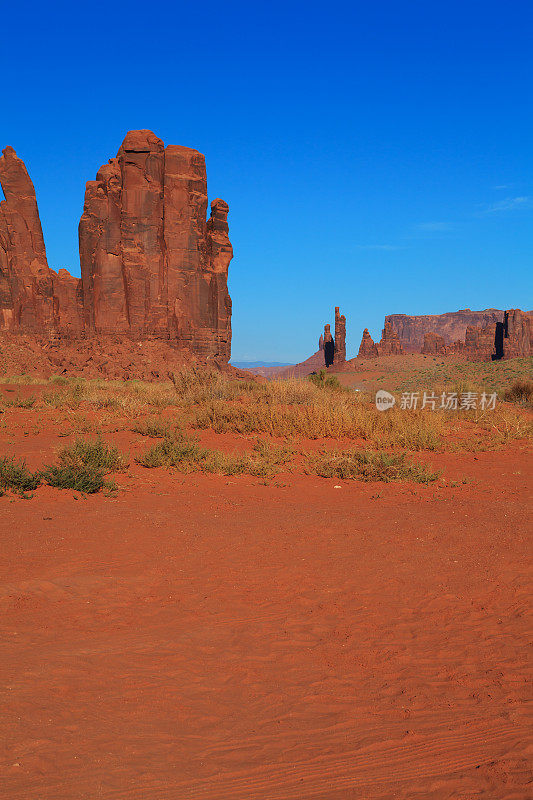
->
[1, 420, 531, 798]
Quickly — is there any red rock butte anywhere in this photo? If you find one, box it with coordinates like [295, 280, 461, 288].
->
[358, 309, 532, 361]
[0, 131, 233, 362]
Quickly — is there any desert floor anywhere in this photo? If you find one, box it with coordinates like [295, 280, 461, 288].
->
[1, 382, 531, 799]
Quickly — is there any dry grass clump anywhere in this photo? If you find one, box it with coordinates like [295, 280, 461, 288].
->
[306, 449, 440, 483]
[192, 396, 447, 448]
[42, 378, 180, 413]
[132, 419, 177, 437]
[3, 367, 531, 453]
[137, 431, 292, 477]
[5, 395, 36, 409]
[503, 379, 533, 408]
[0, 374, 44, 385]
[307, 370, 345, 391]
[468, 405, 533, 444]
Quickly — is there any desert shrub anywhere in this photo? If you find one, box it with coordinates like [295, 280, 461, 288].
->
[41, 463, 108, 493]
[0, 456, 41, 496]
[136, 432, 205, 470]
[503, 379, 533, 407]
[49, 375, 69, 386]
[52, 438, 128, 472]
[5, 395, 36, 409]
[470, 405, 533, 443]
[192, 395, 447, 447]
[137, 432, 292, 477]
[308, 370, 343, 391]
[306, 449, 439, 483]
[41, 438, 128, 493]
[236, 440, 294, 477]
[169, 367, 234, 404]
[132, 419, 178, 437]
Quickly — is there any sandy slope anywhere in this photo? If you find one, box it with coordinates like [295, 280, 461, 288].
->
[0, 446, 531, 799]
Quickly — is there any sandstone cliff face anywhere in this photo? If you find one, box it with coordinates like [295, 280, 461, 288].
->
[386, 309, 503, 352]
[502, 309, 532, 359]
[79, 130, 233, 361]
[462, 323, 498, 359]
[0, 146, 55, 332]
[0, 132, 233, 363]
[421, 332, 447, 355]
[376, 321, 403, 355]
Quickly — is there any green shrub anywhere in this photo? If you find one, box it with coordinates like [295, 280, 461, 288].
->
[308, 370, 342, 391]
[136, 432, 205, 470]
[0, 456, 41, 496]
[6, 395, 36, 409]
[41, 438, 128, 493]
[54, 438, 128, 472]
[41, 464, 107, 493]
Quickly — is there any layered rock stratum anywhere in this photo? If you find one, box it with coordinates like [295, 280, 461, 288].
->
[0, 131, 233, 364]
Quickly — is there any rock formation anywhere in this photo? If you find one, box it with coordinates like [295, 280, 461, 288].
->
[79, 130, 232, 360]
[358, 328, 378, 358]
[421, 332, 447, 355]
[323, 323, 335, 367]
[385, 309, 504, 352]
[360, 308, 532, 361]
[0, 146, 55, 331]
[376, 321, 403, 355]
[0, 132, 233, 363]
[462, 323, 498, 359]
[333, 306, 346, 364]
[318, 307, 347, 367]
[502, 309, 532, 359]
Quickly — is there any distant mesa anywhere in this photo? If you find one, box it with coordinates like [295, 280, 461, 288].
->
[359, 308, 532, 361]
[0, 131, 232, 363]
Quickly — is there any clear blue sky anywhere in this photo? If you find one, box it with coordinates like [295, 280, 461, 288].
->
[2, 0, 532, 362]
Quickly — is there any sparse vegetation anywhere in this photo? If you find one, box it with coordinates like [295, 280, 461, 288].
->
[0, 456, 41, 496]
[5, 395, 36, 409]
[41, 438, 128, 494]
[503, 378, 533, 408]
[306, 449, 440, 483]
[0, 359, 531, 500]
[308, 370, 343, 391]
[132, 419, 177, 437]
[137, 431, 293, 477]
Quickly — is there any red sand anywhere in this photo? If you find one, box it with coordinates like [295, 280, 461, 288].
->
[1, 443, 532, 798]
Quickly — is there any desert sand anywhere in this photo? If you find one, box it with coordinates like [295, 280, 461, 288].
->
[1, 399, 531, 798]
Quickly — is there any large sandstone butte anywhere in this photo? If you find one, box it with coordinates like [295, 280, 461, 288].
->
[360, 308, 532, 361]
[385, 309, 504, 352]
[0, 131, 233, 363]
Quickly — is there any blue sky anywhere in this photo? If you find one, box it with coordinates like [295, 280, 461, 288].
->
[2, 0, 532, 362]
